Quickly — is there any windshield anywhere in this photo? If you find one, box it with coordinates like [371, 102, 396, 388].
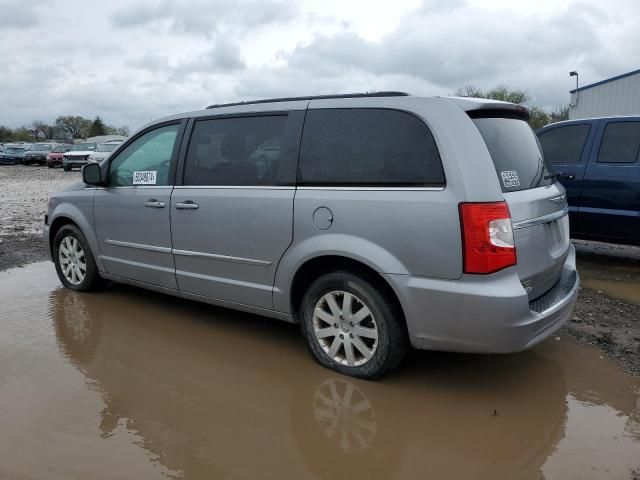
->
[5, 147, 25, 153]
[97, 143, 119, 152]
[31, 144, 53, 152]
[70, 143, 96, 151]
[52, 146, 70, 153]
[473, 117, 555, 192]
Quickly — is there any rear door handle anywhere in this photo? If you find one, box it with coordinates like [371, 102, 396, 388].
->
[144, 199, 166, 208]
[175, 200, 199, 210]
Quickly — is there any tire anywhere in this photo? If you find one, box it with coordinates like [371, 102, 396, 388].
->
[63, 165, 71, 172]
[300, 271, 408, 379]
[53, 224, 103, 291]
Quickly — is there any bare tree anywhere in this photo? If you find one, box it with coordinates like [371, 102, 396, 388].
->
[55, 115, 92, 139]
[549, 105, 570, 123]
[29, 120, 49, 141]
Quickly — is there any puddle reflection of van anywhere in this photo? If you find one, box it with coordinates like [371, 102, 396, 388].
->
[45, 92, 579, 379]
[537, 116, 640, 246]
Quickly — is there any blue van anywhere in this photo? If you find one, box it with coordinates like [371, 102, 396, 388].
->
[537, 117, 640, 246]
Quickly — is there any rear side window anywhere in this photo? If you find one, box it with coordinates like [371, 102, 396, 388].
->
[298, 109, 444, 186]
[473, 117, 554, 192]
[538, 124, 591, 164]
[597, 122, 640, 164]
[183, 115, 287, 186]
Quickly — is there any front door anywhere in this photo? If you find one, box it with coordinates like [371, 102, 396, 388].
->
[580, 119, 640, 242]
[94, 122, 183, 288]
[170, 112, 302, 309]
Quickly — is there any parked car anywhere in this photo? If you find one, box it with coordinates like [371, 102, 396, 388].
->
[537, 116, 640, 246]
[47, 145, 72, 168]
[88, 140, 124, 164]
[45, 92, 579, 379]
[62, 142, 97, 171]
[23, 143, 56, 165]
[0, 145, 27, 165]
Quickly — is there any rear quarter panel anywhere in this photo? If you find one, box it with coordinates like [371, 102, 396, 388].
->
[273, 97, 505, 314]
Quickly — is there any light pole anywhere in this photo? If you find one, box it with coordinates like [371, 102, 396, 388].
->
[570, 71, 579, 107]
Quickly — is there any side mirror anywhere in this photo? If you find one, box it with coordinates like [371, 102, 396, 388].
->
[82, 163, 102, 186]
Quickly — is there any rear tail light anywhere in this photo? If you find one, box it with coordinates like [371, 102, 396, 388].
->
[459, 201, 516, 274]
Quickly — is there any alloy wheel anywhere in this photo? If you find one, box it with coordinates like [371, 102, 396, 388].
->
[312, 291, 379, 367]
[58, 236, 87, 286]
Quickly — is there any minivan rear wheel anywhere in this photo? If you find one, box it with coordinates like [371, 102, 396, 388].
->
[300, 271, 408, 379]
[53, 225, 102, 291]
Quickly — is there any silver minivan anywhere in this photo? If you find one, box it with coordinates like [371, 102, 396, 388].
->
[44, 92, 579, 379]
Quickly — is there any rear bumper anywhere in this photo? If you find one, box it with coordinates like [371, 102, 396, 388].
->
[385, 244, 579, 354]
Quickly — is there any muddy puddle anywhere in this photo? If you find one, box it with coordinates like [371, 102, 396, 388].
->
[1, 262, 640, 480]
[577, 250, 640, 305]
[581, 277, 640, 305]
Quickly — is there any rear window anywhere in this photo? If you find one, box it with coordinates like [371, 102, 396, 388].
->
[597, 122, 640, 164]
[473, 117, 554, 192]
[298, 109, 445, 186]
[538, 124, 591, 164]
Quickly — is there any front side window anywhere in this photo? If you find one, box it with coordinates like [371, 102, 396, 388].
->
[538, 124, 591, 164]
[108, 124, 179, 187]
[183, 115, 287, 186]
[298, 109, 445, 186]
[597, 122, 640, 164]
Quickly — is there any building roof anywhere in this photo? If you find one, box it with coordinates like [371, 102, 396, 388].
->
[570, 68, 640, 93]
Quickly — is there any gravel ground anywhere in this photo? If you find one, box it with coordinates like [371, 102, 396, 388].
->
[1, 164, 639, 374]
[0, 165, 80, 270]
[567, 243, 640, 376]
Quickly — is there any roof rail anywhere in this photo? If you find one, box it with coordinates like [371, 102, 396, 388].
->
[205, 91, 410, 109]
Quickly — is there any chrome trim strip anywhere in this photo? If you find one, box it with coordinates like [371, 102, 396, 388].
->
[104, 239, 172, 253]
[296, 186, 445, 191]
[513, 207, 569, 230]
[89, 186, 173, 190]
[173, 185, 294, 190]
[172, 249, 272, 266]
[548, 195, 566, 203]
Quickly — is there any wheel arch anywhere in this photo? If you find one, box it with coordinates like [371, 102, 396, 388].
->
[48, 204, 104, 272]
[283, 255, 408, 335]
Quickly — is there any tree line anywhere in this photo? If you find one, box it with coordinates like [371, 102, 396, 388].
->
[455, 85, 570, 130]
[0, 116, 130, 143]
[1, 86, 566, 143]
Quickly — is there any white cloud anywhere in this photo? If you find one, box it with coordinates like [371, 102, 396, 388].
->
[0, 0, 638, 130]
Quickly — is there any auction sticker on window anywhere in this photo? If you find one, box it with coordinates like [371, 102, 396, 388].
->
[133, 171, 157, 185]
[500, 170, 520, 188]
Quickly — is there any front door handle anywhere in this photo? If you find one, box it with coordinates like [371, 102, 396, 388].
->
[144, 199, 166, 208]
[175, 200, 199, 210]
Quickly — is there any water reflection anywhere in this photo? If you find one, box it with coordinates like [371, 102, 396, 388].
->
[0, 261, 635, 479]
[46, 283, 584, 479]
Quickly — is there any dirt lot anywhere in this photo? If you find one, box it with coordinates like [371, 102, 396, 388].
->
[0, 165, 80, 270]
[1, 164, 639, 376]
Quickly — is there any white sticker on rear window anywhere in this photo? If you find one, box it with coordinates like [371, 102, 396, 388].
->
[133, 171, 157, 185]
[500, 170, 520, 188]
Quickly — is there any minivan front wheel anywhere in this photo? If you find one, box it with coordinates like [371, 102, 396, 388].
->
[300, 271, 408, 379]
[53, 225, 102, 291]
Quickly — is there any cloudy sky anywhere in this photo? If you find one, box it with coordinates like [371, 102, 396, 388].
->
[1, 0, 639, 131]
